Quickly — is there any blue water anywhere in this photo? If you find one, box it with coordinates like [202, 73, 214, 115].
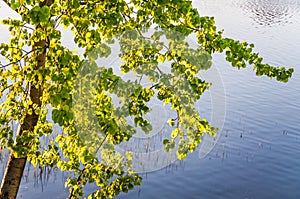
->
[117, 0, 300, 198]
[1, 0, 300, 198]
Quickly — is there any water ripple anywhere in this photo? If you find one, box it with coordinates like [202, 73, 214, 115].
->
[236, 0, 300, 27]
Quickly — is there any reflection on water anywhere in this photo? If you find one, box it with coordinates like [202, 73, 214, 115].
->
[237, 0, 300, 26]
[1, 0, 300, 198]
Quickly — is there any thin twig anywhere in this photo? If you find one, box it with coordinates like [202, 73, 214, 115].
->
[0, 47, 44, 68]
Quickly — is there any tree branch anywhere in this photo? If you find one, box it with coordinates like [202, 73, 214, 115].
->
[0, 47, 44, 69]
[2, 0, 11, 8]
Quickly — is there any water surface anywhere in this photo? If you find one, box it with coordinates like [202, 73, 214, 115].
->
[118, 0, 300, 198]
[1, 0, 300, 198]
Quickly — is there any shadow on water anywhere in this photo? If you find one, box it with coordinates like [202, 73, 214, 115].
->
[236, 0, 300, 26]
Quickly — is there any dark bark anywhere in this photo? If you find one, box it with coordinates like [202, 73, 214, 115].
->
[0, 1, 53, 198]
[0, 44, 45, 199]
[0, 157, 27, 199]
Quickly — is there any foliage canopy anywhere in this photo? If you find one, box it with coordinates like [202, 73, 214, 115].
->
[0, 0, 293, 198]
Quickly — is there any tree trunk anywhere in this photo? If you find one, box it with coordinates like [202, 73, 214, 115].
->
[0, 45, 46, 199]
[0, 1, 53, 197]
[0, 86, 44, 198]
[0, 157, 27, 199]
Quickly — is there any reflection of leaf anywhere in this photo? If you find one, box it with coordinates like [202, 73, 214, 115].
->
[0, 0, 294, 197]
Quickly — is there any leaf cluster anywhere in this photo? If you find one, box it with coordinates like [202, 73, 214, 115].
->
[0, 0, 294, 198]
